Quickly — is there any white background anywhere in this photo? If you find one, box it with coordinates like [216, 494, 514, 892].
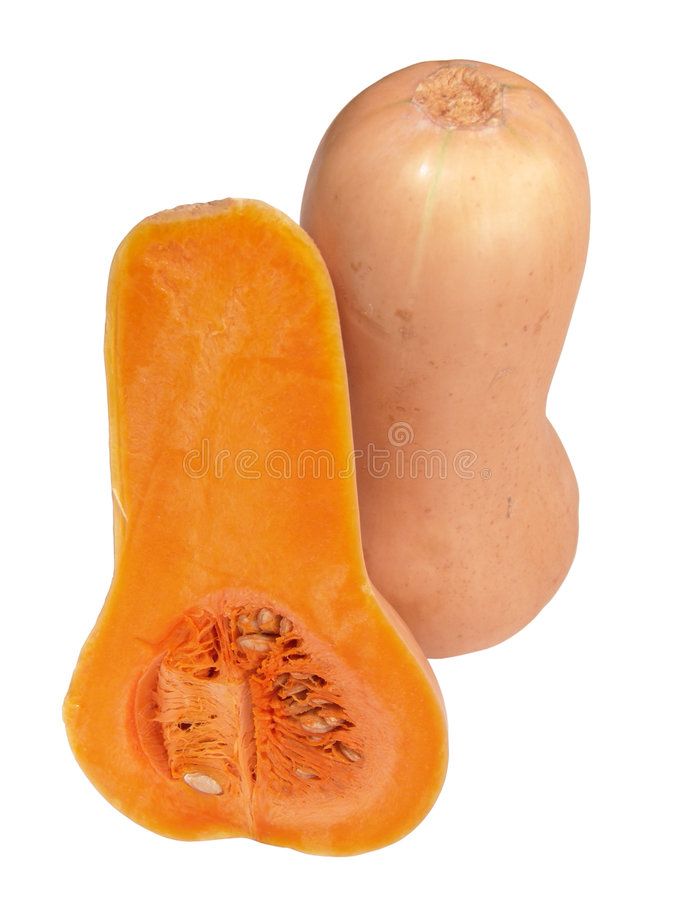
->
[3, 2, 673, 898]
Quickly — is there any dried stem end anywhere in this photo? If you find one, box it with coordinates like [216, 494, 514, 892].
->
[412, 65, 503, 129]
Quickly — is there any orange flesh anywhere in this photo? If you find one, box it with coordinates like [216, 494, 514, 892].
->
[63, 199, 447, 854]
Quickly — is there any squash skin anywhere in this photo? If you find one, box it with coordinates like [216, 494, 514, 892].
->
[63, 199, 447, 854]
[301, 61, 590, 657]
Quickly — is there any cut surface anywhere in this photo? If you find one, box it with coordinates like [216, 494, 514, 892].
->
[63, 199, 447, 854]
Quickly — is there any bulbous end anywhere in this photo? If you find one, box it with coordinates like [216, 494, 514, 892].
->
[412, 65, 503, 128]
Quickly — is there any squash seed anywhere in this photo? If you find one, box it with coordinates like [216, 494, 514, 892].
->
[283, 699, 317, 716]
[335, 741, 361, 763]
[237, 634, 277, 653]
[298, 711, 337, 734]
[321, 714, 345, 728]
[183, 772, 224, 795]
[236, 613, 260, 634]
[278, 681, 309, 698]
[257, 608, 281, 634]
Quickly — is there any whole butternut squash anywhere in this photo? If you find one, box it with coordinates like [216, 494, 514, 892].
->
[301, 61, 590, 657]
[63, 199, 447, 853]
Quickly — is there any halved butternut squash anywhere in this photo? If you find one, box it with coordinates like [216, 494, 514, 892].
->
[63, 199, 447, 855]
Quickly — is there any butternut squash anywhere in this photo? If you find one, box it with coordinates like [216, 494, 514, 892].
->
[63, 199, 447, 854]
[301, 61, 590, 657]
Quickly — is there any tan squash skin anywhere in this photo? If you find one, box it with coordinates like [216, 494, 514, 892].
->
[301, 61, 590, 657]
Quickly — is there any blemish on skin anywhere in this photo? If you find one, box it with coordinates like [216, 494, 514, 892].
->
[523, 325, 529, 332]
[506, 496, 513, 518]
[350, 261, 363, 273]
[533, 309, 551, 334]
[470, 175, 476, 181]
[488, 367, 513, 388]
[346, 300, 389, 338]
[528, 270, 534, 277]
[395, 308, 413, 321]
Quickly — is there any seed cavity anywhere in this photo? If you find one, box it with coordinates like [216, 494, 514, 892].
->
[148, 604, 364, 801]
